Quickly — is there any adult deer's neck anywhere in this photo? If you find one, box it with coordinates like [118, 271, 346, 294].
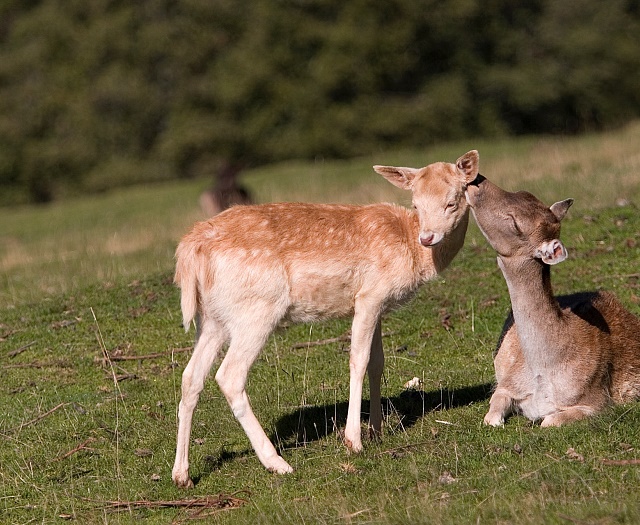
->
[411, 209, 469, 280]
[498, 256, 564, 365]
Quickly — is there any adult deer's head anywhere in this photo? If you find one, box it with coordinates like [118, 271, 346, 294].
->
[465, 175, 573, 265]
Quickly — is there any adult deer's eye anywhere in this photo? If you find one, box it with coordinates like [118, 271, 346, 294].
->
[509, 215, 522, 235]
[446, 202, 457, 211]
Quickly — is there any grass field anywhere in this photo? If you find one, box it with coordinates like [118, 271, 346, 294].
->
[1, 123, 639, 524]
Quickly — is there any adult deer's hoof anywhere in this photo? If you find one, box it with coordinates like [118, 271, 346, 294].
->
[483, 411, 505, 427]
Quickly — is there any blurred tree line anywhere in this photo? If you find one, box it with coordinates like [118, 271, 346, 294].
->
[1, 0, 639, 204]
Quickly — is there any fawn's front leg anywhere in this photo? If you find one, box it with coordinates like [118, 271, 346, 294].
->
[344, 306, 380, 452]
[367, 320, 384, 439]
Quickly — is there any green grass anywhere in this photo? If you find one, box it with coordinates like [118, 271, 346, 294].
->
[1, 125, 639, 523]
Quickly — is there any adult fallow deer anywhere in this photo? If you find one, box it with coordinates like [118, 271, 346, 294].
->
[466, 175, 640, 427]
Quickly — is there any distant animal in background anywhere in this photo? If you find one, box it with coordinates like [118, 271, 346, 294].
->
[171, 150, 480, 488]
[199, 185, 251, 216]
[199, 163, 252, 216]
[465, 175, 640, 427]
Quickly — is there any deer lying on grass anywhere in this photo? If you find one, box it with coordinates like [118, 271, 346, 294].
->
[171, 150, 480, 487]
[465, 176, 640, 427]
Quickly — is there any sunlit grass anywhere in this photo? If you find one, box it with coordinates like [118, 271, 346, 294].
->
[0, 125, 639, 523]
[0, 182, 201, 305]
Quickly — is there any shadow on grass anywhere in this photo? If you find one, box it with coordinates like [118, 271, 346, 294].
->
[192, 382, 492, 483]
[273, 382, 493, 448]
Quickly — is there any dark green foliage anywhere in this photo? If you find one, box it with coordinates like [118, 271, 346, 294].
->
[1, 0, 640, 203]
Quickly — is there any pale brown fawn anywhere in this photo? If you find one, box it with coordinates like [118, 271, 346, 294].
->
[172, 151, 480, 487]
[465, 175, 640, 427]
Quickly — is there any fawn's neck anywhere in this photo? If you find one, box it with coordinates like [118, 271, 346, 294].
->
[498, 256, 564, 366]
[411, 209, 469, 280]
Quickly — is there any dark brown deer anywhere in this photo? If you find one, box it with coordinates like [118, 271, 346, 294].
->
[199, 163, 252, 216]
[466, 175, 640, 427]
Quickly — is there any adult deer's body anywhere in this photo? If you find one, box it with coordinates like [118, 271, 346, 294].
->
[466, 176, 640, 427]
[172, 151, 479, 487]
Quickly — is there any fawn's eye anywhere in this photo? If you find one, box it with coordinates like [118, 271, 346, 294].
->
[446, 202, 457, 211]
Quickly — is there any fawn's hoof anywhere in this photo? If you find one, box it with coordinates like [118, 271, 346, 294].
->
[172, 473, 194, 489]
[344, 438, 363, 454]
[266, 456, 293, 474]
[368, 427, 382, 441]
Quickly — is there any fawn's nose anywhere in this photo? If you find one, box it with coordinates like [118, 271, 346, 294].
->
[419, 232, 437, 246]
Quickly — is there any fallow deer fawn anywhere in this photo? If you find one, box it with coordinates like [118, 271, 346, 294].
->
[171, 151, 479, 487]
[466, 176, 640, 427]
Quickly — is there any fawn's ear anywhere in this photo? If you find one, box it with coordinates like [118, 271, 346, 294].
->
[456, 150, 479, 184]
[550, 199, 573, 221]
[535, 239, 568, 265]
[373, 165, 420, 190]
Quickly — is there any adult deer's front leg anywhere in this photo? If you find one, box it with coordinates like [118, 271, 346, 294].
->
[483, 387, 514, 427]
[344, 307, 380, 453]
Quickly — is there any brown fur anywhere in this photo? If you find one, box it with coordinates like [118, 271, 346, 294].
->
[466, 176, 640, 427]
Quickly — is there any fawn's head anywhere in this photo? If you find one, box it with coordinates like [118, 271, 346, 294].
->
[465, 175, 573, 265]
[374, 150, 479, 247]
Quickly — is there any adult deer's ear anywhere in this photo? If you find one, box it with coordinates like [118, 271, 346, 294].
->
[550, 199, 573, 221]
[373, 165, 420, 190]
[535, 239, 568, 265]
[456, 150, 479, 184]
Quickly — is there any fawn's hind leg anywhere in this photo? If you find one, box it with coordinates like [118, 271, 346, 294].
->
[215, 317, 293, 474]
[173, 318, 227, 488]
